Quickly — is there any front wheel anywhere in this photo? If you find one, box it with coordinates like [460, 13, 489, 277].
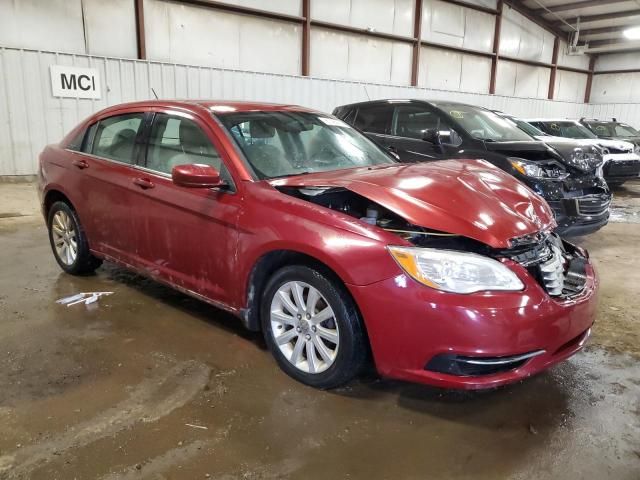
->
[261, 265, 368, 389]
[47, 201, 102, 275]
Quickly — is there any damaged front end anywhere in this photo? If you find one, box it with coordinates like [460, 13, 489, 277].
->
[276, 184, 588, 300]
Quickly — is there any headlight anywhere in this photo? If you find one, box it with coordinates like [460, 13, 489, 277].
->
[569, 147, 603, 171]
[388, 246, 524, 294]
[634, 144, 640, 155]
[508, 157, 567, 179]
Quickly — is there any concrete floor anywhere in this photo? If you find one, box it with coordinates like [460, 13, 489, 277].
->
[0, 181, 639, 480]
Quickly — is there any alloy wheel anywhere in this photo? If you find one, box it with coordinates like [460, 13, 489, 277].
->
[51, 210, 78, 266]
[270, 281, 340, 374]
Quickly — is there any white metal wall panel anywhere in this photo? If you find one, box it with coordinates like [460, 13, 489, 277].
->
[556, 40, 590, 70]
[418, 47, 491, 93]
[554, 70, 588, 103]
[0, 46, 626, 176]
[310, 0, 414, 36]
[421, 0, 495, 53]
[144, 0, 301, 75]
[212, 0, 302, 16]
[595, 52, 640, 71]
[499, 6, 554, 63]
[83, 0, 138, 58]
[591, 73, 640, 103]
[310, 28, 411, 84]
[495, 60, 550, 99]
[585, 103, 640, 128]
[0, 0, 85, 53]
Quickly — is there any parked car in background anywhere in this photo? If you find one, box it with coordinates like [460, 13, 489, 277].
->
[333, 100, 611, 237]
[38, 100, 598, 390]
[525, 118, 640, 187]
[579, 118, 640, 153]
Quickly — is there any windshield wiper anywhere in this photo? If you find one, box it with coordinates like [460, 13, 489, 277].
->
[269, 171, 315, 179]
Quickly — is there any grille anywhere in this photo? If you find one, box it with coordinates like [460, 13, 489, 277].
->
[538, 246, 565, 296]
[577, 194, 611, 217]
[502, 234, 588, 298]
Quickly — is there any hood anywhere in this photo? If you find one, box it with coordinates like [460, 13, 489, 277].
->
[590, 138, 634, 152]
[596, 135, 640, 146]
[536, 138, 603, 172]
[270, 160, 556, 249]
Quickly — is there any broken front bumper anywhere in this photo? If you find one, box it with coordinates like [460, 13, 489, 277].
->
[347, 257, 598, 389]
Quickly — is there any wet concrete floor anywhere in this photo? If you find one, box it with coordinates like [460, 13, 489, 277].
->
[0, 182, 638, 479]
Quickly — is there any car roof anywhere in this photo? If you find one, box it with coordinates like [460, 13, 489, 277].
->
[335, 99, 479, 110]
[96, 99, 316, 116]
[524, 118, 580, 123]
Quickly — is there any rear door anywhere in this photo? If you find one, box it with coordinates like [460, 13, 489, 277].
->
[68, 111, 148, 264]
[130, 110, 242, 305]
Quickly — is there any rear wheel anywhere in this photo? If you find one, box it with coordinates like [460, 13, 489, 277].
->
[47, 201, 102, 275]
[261, 265, 367, 389]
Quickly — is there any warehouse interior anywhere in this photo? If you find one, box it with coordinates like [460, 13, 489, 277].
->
[0, 0, 639, 478]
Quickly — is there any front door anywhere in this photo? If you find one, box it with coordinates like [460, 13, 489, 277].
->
[131, 111, 242, 306]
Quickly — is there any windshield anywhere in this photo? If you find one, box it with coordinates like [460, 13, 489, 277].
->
[539, 121, 597, 139]
[433, 103, 533, 142]
[585, 121, 640, 138]
[217, 111, 395, 179]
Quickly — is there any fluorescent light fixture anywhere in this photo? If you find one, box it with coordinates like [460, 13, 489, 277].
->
[623, 26, 640, 40]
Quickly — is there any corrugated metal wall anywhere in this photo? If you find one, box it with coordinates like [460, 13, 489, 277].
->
[1, 46, 639, 176]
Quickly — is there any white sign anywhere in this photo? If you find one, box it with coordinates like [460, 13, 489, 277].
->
[50, 65, 101, 99]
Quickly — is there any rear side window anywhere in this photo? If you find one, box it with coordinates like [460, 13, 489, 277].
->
[353, 104, 393, 134]
[66, 129, 86, 151]
[146, 114, 222, 174]
[92, 113, 145, 164]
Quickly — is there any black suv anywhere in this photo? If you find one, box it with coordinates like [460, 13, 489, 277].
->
[333, 99, 611, 237]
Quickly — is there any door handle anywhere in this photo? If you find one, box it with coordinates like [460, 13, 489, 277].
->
[72, 159, 89, 169]
[133, 177, 155, 189]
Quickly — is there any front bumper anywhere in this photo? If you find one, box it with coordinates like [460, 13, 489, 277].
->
[347, 259, 598, 389]
[603, 155, 640, 183]
[547, 192, 611, 237]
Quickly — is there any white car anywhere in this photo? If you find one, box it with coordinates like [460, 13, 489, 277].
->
[524, 118, 640, 187]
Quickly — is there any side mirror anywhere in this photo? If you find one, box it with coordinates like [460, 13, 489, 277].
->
[172, 164, 226, 189]
[422, 128, 442, 145]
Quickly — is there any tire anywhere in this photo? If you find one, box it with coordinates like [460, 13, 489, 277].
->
[261, 265, 367, 389]
[47, 201, 102, 275]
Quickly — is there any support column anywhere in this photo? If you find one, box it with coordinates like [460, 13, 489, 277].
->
[489, 0, 503, 94]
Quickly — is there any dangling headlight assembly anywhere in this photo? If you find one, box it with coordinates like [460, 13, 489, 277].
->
[387, 247, 524, 294]
[508, 158, 568, 180]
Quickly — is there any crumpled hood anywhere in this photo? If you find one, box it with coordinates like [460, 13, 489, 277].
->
[270, 160, 556, 249]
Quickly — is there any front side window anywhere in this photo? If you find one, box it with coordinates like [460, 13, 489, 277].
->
[146, 114, 222, 175]
[92, 113, 145, 164]
[218, 111, 395, 179]
[353, 104, 393, 134]
[540, 121, 598, 140]
[392, 106, 462, 146]
[432, 103, 533, 142]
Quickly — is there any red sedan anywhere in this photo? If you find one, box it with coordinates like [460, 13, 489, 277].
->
[38, 100, 598, 389]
